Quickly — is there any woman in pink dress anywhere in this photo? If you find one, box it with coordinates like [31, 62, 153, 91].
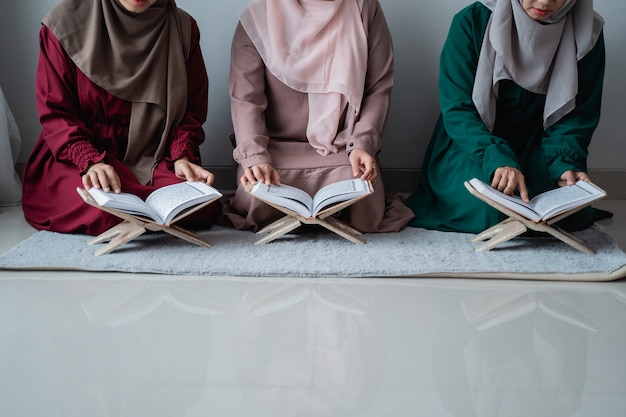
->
[22, 0, 219, 235]
[223, 0, 415, 233]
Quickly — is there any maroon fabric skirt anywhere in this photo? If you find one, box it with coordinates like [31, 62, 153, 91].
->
[22, 146, 219, 235]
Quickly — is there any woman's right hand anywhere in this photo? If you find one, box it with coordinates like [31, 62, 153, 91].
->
[491, 166, 529, 202]
[241, 163, 281, 188]
[82, 162, 121, 193]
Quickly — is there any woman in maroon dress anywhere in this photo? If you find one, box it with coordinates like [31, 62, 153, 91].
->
[22, 0, 219, 235]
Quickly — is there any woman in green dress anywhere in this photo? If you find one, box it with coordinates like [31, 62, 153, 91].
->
[406, 0, 605, 233]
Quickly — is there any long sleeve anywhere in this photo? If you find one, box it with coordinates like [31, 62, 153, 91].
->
[542, 33, 605, 182]
[36, 25, 105, 173]
[345, 0, 394, 157]
[229, 0, 395, 169]
[437, 4, 521, 180]
[229, 23, 272, 169]
[166, 17, 209, 166]
[438, 4, 605, 182]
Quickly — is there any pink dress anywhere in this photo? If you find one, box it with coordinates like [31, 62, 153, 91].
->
[22, 21, 215, 235]
[224, 0, 414, 232]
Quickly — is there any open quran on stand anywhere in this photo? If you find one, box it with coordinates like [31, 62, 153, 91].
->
[77, 181, 222, 255]
[246, 178, 374, 245]
[465, 178, 606, 254]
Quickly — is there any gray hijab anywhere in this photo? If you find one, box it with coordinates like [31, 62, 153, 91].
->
[473, 0, 604, 132]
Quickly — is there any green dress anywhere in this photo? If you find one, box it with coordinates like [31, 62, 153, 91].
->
[405, 2, 605, 233]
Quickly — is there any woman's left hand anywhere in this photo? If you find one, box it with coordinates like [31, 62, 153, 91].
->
[558, 170, 590, 187]
[349, 149, 378, 184]
[174, 157, 215, 185]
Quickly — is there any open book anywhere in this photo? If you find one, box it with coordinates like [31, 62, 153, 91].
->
[468, 178, 606, 223]
[247, 178, 373, 219]
[84, 181, 222, 225]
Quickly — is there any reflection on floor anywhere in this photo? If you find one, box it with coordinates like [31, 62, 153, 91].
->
[0, 201, 625, 417]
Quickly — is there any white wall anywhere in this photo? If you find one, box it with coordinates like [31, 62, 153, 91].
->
[1, 0, 624, 172]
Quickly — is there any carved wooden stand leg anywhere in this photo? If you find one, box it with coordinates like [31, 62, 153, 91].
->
[88, 221, 147, 256]
[254, 214, 366, 245]
[316, 216, 365, 244]
[254, 216, 302, 245]
[156, 224, 213, 249]
[245, 180, 374, 245]
[77, 188, 213, 256]
[534, 222, 594, 255]
[471, 218, 528, 252]
[463, 181, 595, 254]
[472, 216, 594, 255]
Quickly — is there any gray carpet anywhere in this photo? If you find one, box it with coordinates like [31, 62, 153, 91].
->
[0, 225, 625, 281]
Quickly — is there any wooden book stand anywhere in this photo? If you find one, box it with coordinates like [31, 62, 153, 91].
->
[464, 181, 595, 254]
[77, 188, 214, 256]
[246, 181, 374, 245]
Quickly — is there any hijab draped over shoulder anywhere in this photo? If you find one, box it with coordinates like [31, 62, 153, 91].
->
[473, 0, 604, 132]
[239, 0, 369, 155]
[42, 0, 192, 185]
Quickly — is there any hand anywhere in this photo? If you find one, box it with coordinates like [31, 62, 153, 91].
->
[557, 170, 590, 187]
[241, 163, 280, 187]
[82, 162, 121, 193]
[349, 149, 378, 184]
[174, 157, 215, 185]
[492, 166, 529, 202]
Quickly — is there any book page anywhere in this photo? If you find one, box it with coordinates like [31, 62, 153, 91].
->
[468, 178, 541, 221]
[311, 179, 370, 215]
[528, 181, 606, 220]
[88, 188, 161, 222]
[250, 183, 313, 217]
[468, 178, 605, 222]
[146, 182, 221, 225]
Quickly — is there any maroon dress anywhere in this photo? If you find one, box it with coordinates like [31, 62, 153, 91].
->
[22, 21, 213, 235]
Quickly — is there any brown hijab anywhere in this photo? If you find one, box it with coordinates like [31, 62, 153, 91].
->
[42, 0, 191, 184]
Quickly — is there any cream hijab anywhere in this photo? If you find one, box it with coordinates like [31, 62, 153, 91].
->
[42, 0, 191, 185]
[473, 0, 604, 132]
[240, 0, 368, 155]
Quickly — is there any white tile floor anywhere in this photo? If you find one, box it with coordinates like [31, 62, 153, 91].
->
[1, 201, 625, 417]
